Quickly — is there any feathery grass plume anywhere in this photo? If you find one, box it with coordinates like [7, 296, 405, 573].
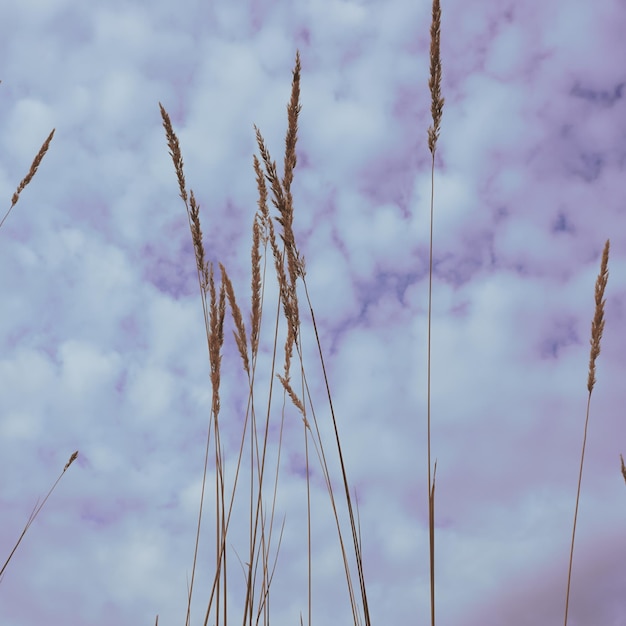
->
[587, 240, 609, 393]
[255, 126, 301, 409]
[159, 103, 188, 205]
[426, 0, 444, 624]
[427, 0, 444, 156]
[64, 450, 79, 471]
[189, 191, 210, 291]
[220, 262, 250, 375]
[621, 454, 626, 485]
[279, 51, 303, 288]
[255, 114, 306, 420]
[253, 152, 284, 292]
[0, 128, 55, 231]
[0, 450, 78, 582]
[208, 264, 226, 421]
[253, 149, 293, 409]
[254, 126, 301, 342]
[250, 214, 263, 357]
[254, 51, 304, 325]
[564, 239, 610, 626]
[159, 104, 211, 293]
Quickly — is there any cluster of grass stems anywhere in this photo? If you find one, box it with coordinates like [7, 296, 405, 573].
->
[159, 48, 370, 626]
[1, 3, 625, 624]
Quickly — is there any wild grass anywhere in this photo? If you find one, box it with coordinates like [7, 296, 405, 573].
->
[563, 239, 610, 626]
[160, 50, 369, 626]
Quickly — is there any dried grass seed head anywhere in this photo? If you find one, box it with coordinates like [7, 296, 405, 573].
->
[587, 239, 610, 393]
[159, 103, 188, 205]
[10, 128, 55, 209]
[250, 216, 263, 355]
[220, 263, 250, 375]
[428, 0, 444, 154]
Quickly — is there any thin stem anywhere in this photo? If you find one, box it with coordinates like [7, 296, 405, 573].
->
[564, 239, 609, 626]
[563, 394, 592, 625]
[0, 451, 78, 582]
[426, 149, 436, 626]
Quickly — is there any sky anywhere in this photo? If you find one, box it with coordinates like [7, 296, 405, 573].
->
[0, 0, 625, 624]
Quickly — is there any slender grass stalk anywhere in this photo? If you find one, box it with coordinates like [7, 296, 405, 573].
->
[426, 0, 444, 624]
[0, 450, 78, 582]
[563, 239, 610, 626]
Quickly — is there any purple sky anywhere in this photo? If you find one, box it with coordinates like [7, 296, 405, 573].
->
[1, 0, 625, 624]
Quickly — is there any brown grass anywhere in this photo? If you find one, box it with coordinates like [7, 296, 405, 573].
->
[587, 240, 610, 394]
[220, 262, 250, 375]
[426, 0, 444, 624]
[10, 129, 56, 208]
[427, 0, 444, 157]
[563, 238, 610, 626]
[160, 49, 373, 626]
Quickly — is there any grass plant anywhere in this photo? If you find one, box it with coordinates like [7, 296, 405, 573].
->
[563, 239, 611, 626]
[426, 0, 444, 624]
[160, 50, 370, 626]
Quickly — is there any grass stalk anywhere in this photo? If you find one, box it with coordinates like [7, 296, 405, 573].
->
[563, 239, 610, 626]
[426, 0, 444, 624]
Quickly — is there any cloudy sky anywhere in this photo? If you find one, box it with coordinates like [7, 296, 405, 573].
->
[1, 0, 625, 624]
